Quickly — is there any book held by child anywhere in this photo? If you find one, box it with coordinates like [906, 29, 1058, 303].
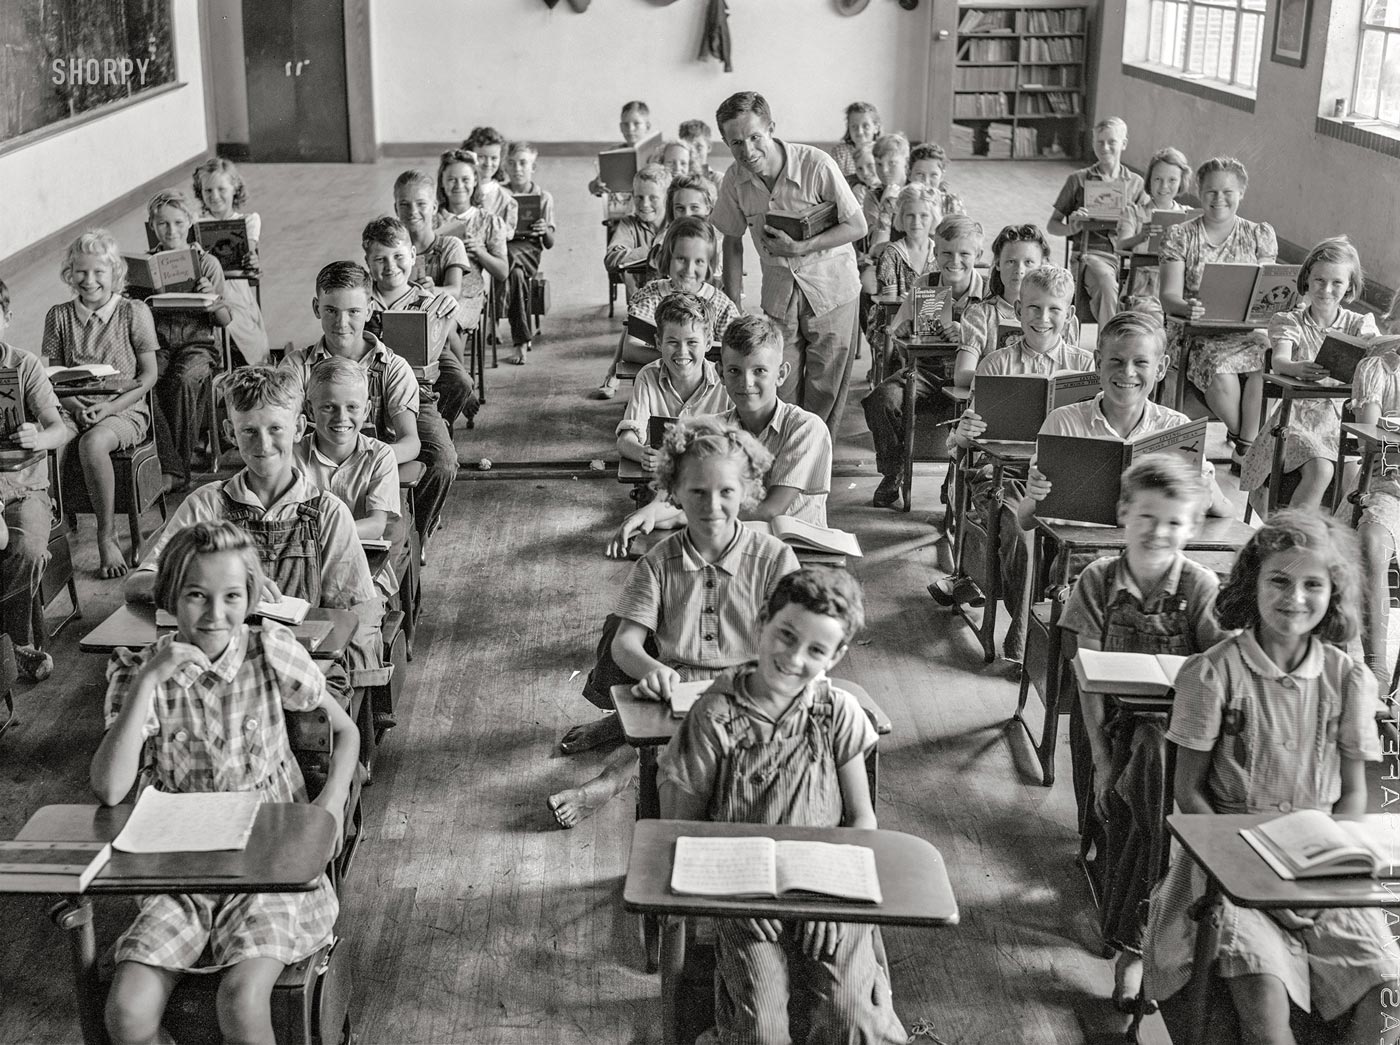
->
[975, 371, 1098, 442]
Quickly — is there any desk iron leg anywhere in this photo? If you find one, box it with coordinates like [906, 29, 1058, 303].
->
[50, 897, 109, 1045]
[660, 914, 687, 1045]
[1186, 878, 1225, 1045]
[637, 747, 662, 973]
[901, 367, 916, 513]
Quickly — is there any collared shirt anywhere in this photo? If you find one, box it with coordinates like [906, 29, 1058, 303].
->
[616, 360, 730, 441]
[710, 139, 861, 318]
[657, 667, 877, 803]
[974, 336, 1095, 380]
[0, 342, 62, 502]
[719, 400, 832, 525]
[74, 293, 122, 328]
[279, 335, 422, 440]
[370, 281, 447, 383]
[960, 294, 1083, 364]
[1167, 630, 1381, 815]
[294, 432, 400, 521]
[435, 208, 509, 308]
[42, 296, 158, 425]
[614, 524, 798, 669]
[1052, 164, 1150, 254]
[1059, 552, 1228, 653]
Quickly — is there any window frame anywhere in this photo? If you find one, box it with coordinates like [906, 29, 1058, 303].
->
[1134, 0, 1267, 96]
[1350, 6, 1400, 127]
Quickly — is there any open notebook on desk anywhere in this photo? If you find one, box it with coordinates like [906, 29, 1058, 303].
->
[671, 835, 882, 903]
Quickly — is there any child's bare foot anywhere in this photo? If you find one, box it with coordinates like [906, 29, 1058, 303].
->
[1111, 951, 1154, 1013]
[560, 714, 624, 755]
[97, 537, 128, 579]
[548, 779, 612, 829]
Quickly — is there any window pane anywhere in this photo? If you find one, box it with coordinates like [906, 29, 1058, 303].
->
[1171, 3, 1188, 66]
[1364, 0, 1400, 29]
[1356, 29, 1385, 116]
[1379, 32, 1400, 122]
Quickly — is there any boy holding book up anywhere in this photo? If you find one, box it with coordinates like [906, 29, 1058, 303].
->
[659, 567, 907, 1044]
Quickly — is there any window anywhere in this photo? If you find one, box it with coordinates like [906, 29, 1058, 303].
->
[1353, 0, 1400, 125]
[1141, 0, 1267, 91]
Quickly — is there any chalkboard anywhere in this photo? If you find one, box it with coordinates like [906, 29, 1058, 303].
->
[0, 0, 177, 147]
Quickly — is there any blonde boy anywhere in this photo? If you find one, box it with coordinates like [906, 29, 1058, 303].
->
[605, 164, 671, 300]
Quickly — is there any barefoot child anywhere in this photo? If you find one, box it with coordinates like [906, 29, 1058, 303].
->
[1144, 511, 1399, 1040]
[548, 418, 798, 828]
[95, 520, 357, 1045]
[42, 230, 160, 578]
[1058, 455, 1229, 1011]
[616, 293, 731, 470]
[660, 567, 907, 1045]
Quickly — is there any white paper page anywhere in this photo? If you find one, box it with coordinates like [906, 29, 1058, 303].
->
[1255, 809, 1356, 868]
[770, 516, 863, 558]
[1075, 649, 1170, 691]
[774, 841, 882, 903]
[113, 789, 261, 853]
[1341, 815, 1400, 873]
[255, 595, 310, 625]
[671, 835, 776, 897]
[669, 680, 714, 717]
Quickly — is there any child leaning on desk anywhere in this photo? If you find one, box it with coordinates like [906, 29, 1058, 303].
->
[1057, 455, 1230, 1012]
[1142, 511, 1399, 1039]
[549, 417, 799, 829]
[124, 366, 385, 704]
[658, 567, 907, 1045]
[95, 520, 358, 1045]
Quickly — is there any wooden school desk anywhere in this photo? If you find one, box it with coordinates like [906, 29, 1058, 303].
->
[867, 290, 903, 387]
[9, 802, 335, 1045]
[892, 332, 959, 513]
[618, 456, 653, 506]
[1167, 812, 1400, 1045]
[1337, 421, 1399, 526]
[949, 435, 1035, 663]
[1014, 517, 1254, 786]
[1251, 373, 1354, 518]
[623, 818, 959, 1045]
[624, 528, 849, 569]
[78, 604, 359, 662]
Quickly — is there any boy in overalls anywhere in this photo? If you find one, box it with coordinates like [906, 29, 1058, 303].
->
[126, 366, 385, 705]
[659, 568, 907, 1045]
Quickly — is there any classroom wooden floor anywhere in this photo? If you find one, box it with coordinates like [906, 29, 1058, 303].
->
[0, 154, 1181, 1044]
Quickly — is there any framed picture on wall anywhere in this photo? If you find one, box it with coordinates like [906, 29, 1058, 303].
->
[1272, 0, 1312, 67]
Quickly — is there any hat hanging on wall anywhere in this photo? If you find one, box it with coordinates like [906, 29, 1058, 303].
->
[542, 0, 560, 7]
[897, 0, 919, 9]
[835, 0, 872, 13]
[566, 0, 591, 9]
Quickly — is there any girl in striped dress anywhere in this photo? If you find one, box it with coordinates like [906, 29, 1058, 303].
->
[93, 521, 358, 1045]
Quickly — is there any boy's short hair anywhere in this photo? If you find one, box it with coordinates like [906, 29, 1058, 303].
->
[653, 417, 773, 509]
[225, 366, 303, 415]
[506, 140, 538, 160]
[621, 100, 650, 120]
[678, 119, 711, 141]
[315, 261, 373, 298]
[64, 229, 128, 291]
[393, 169, 437, 198]
[1146, 147, 1192, 194]
[721, 313, 783, 358]
[872, 132, 910, 162]
[1019, 265, 1075, 303]
[436, 149, 482, 210]
[934, 214, 983, 245]
[462, 126, 506, 151]
[1098, 310, 1167, 358]
[716, 91, 771, 130]
[362, 216, 412, 252]
[665, 173, 717, 217]
[909, 142, 950, 172]
[764, 567, 866, 643]
[1195, 156, 1249, 192]
[307, 355, 369, 403]
[191, 157, 248, 212]
[633, 163, 671, 195]
[0, 278, 10, 316]
[1118, 453, 1207, 513]
[1094, 116, 1128, 138]
[654, 293, 709, 340]
[657, 215, 719, 273]
[153, 521, 266, 618]
[146, 188, 198, 224]
[1297, 236, 1365, 303]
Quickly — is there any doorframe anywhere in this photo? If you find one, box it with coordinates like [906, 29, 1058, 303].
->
[343, 0, 376, 162]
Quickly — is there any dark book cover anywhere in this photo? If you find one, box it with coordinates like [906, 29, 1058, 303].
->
[195, 217, 251, 272]
[378, 311, 432, 368]
[647, 415, 679, 450]
[764, 201, 837, 242]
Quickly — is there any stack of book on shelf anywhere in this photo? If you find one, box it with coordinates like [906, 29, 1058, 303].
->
[955, 66, 1017, 90]
[960, 38, 1017, 62]
[955, 93, 1011, 118]
[1023, 37, 1083, 61]
[1014, 127, 1039, 156]
[958, 9, 1014, 32]
[1024, 8, 1084, 32]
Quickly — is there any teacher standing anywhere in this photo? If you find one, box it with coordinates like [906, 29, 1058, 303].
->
[710, 91, 867, 432]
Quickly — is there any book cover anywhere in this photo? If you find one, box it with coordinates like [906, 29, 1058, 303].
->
[975, 371, 1097, 442]
[378, 311, 433, 369]
[0, 840, 111, 893]
[647, 415, 679, 450]
[1244, 265, 1301, 325]
[1197, 263, 1261, 323]
[1314, 332, 1373, 384]
[1146, 209, 1195, 254]
[911, 286, 953, 338]
[756, 516, 863, 558]
[0, 369, 23, 442]
[45, 363, 120, 385]
[598, 148, 640, 194]
[995, 322, 1021, 350]
[1083, 179, 1128, 221]
[124, 248, 199, 293]
[764, 201, 838, 242]
[195, 217, 250, 272]
[626, 314, 657, 345]
[514, 193, 542, 228]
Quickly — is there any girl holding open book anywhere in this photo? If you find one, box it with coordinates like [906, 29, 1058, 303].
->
[1240, 237, 1377, 510]
[192, 158, 270, 365]
[1116, 146, 1193, 324]
[1143, 511, 1398, 1040]
[92, 521, 357, 1045]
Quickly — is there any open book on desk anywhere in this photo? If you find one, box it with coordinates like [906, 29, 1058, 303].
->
[1073, 649, 1188, 697]
[1241, 811, 1400, 880]
[46, 363, 120, 385]
[746, 517, 862, 559]
[672, 835, 882, 903]
[113, 789, 260, 853]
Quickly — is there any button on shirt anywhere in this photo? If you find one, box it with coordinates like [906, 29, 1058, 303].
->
[710, 139, 861, 319]
[613, 524, 799, 670]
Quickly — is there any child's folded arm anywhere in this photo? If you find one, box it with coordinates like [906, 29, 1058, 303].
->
[387, 408, 421, 463]
[354, 510, 389, 541]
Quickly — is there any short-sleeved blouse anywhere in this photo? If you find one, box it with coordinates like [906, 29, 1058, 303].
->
[1159, 216, 1278, 296]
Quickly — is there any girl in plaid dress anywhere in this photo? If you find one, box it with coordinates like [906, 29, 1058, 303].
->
[93, 521, 358, 1045]
[1143, 512, 1398, 1037]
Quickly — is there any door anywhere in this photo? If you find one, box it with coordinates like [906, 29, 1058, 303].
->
[924, 0, 959, 146]
[242, 0, 350, 162]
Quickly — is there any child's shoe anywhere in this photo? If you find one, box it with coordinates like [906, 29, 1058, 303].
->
[596, 376, 619, 400]
[928, 576, 985, 608]
[15, 645, 53, 683]
[871, 475, 902, 509]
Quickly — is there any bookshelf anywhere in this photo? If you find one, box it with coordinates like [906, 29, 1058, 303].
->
[953, 0, 1090, 160]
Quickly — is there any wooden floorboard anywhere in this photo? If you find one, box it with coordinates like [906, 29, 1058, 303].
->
[0, 153, 1187, 1043]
